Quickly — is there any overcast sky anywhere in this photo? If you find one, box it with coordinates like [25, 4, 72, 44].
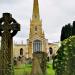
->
[0, 0, 75, 44]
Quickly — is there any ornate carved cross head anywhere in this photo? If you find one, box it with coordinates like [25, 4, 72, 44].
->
[0, 13, 20, 37]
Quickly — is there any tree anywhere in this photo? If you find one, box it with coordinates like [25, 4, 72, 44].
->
[53, 36, 75, 75]
[61, 24, 72, 41]
[72, 21, 75, 35]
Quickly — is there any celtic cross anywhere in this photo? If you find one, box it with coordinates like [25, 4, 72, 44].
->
[0, 13, 20, 75]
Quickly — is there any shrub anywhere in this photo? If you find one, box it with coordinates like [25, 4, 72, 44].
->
[53, 36, 75, 75]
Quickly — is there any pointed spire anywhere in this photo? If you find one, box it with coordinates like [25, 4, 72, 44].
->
[32, 0, 40, 18]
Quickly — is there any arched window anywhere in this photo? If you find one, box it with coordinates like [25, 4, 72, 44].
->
[20, 48, 23, 55]
[33, 40, 42, 52]
[35, 26, 37, 31]
[49, 47, 53, 54]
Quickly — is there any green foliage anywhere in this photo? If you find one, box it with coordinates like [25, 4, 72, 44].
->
[72, 21, 75, 35]
[61, 21, 75, 41]
[61, 23, 72, 41]
[53, 36, 75, 75]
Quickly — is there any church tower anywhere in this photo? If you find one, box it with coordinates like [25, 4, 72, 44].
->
[27, 0, 48, 58]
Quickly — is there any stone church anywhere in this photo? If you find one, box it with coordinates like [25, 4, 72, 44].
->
[27, 0, 48, 58]
[13, 0, 59, 59]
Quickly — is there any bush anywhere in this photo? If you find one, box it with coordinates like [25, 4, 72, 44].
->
[53, 36, 75, 75]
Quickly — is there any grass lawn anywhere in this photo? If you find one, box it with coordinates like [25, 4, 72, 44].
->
[14, 64, 31, 75]
[47, 63, 55, 75]
[14, 63, 55, 75]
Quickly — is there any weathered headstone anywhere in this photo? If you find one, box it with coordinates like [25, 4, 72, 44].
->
[0, 13, 20, 75]
[31, 52, 43, 75]
[31, 52, 47, 75]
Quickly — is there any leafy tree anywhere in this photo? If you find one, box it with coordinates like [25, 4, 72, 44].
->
[72, 21, 75, 35]
[53, 36, 75, 75]
[61, 24, 72, 41]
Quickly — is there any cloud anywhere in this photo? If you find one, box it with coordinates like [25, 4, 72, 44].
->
[0, 0, 22, 4]
[0, 0, 75, 43]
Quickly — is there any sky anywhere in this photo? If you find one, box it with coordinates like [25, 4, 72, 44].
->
[0, 0, 75, 44]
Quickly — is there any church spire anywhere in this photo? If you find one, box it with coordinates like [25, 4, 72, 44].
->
[32, 0, 40, 18]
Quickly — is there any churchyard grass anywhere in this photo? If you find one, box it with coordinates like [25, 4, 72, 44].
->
[47, 63, 55, 75]
[14, 63, 55, 75]
[14, 64, 31, 75]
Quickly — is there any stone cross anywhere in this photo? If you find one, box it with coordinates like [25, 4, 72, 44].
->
[0, 13, 20, 75]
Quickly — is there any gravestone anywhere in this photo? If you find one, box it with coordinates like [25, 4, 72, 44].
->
[31, 52, 43, 75]
[0, 13, 20, 75]
[31, 52, 47, 75]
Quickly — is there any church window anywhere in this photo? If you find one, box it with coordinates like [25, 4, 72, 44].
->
[49, 47, 53, 54]
[20, 48, 23, 55]
[35, 26, 37, 31]
[33, 40, 42, 52]
[35, 15, 37, 18]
